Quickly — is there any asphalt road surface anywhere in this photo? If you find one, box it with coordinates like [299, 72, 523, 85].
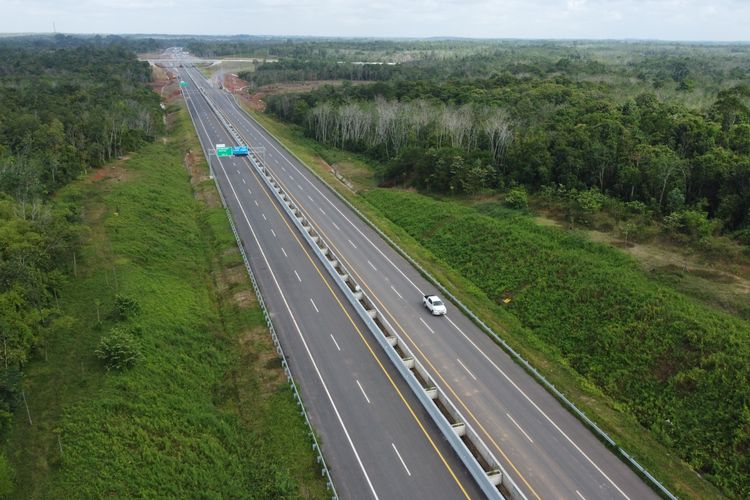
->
[181, 64, 661, 500]
[179, 71, 483, 500]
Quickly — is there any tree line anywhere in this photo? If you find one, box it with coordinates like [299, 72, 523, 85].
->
[0, 39, 161, 434]
[266, 75, 750, 240]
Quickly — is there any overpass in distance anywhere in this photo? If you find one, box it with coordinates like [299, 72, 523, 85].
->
[173, 54, 661, 500]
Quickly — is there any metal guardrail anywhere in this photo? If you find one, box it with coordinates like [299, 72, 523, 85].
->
[248, 147, 510, 500]
[180, 84, 338, 499]
[227, 92, 679, 500]
[199, 84, 516, 499]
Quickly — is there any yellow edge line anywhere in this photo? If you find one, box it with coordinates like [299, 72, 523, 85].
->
[244, 160, 473, 500]
[270, 167, 542, 500]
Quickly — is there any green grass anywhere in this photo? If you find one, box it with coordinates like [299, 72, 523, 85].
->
[364, 189, 750, 498]
[2, 104, 327, 499]
[241, 107, 734, 499]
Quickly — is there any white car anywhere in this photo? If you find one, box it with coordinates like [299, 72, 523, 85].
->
[423, 295, 447, 316]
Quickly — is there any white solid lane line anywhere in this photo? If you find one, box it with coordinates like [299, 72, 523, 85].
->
[367, 260, 377, 271]
[444, 317, 629, 499]
[506, 412, 534, 444]
[356, 379, 371, 404]
[235, 107, 631, 495]
[418, 317, 435, 335]
[281, 247, 288, 258]
[209, 152, 379, 499]
[237, 114, 425, 294]
[204, 87, 628, 498]
[456, 358, 477, 381]
[392, 443, 412, 477]
[390, 285, 403, 300]
[294, 270, 302, 282]
[330, 334, 341, 351]
[310, 298, 319, 313]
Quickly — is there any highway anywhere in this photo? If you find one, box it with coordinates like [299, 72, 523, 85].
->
[178, 69, 482, 500]
[181, 64, 661, 500]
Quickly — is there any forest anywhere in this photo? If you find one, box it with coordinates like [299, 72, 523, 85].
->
[265, 65, 750, 241]
[0, 39, 161, 437]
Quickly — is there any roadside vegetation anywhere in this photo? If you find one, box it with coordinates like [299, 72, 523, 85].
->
[223, 38, 750, 497]
[365, 189, 750, 497]
[0, 37, 325, 498]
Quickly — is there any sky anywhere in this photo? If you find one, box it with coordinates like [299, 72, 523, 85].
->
[0, 0, 748, 41]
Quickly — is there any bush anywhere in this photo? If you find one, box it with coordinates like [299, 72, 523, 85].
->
[732, 228, 750, 246]
[112, 295, 140, 320]
[504, 187, 528, 209]
[663, 209, 719, 240]
[95, 328, 142, 371]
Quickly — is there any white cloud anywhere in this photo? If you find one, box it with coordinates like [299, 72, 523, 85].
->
[0, 0, 747, 40]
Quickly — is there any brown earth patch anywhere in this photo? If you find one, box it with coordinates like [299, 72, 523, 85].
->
[86, 162, 135, 185]
[184, 148, 220, 208]
[238, 327, 285, 392]
[231, 290, 257, 309]
[226, 75, 368, 112]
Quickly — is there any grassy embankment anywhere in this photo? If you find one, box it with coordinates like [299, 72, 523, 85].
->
[241, 106, 735, 499]
[2, 101, 326, 498]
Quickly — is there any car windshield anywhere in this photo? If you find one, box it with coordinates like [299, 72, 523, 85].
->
[433, 300, 443, 306]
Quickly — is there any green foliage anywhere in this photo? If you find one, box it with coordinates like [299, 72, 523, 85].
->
[0, 452, 14, 497]
[5, 109, 325, 498]
[95, 327, 142, 371]
[112, 294, 141, 320]
[663, 209, 718, 240]
[0, 42, 161, 200]
[504, 187, 528, 209]
[264, 47, 750, 233]
[364, 188, 750, 497]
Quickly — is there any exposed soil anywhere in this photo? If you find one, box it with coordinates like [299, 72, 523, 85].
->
[224, 73, 368, 112]
[86, 160, 134, 185]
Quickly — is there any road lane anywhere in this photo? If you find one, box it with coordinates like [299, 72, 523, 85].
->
[181, 78, 481, 499]
[188, 67, 660, 500]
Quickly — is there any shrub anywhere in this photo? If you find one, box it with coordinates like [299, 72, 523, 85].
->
[664, 209, 719, 240]
[112, 294, 140, 320]
[732, 228, 750, 246]
[504, 187, 528, 209]
[95, 328, 142, 371]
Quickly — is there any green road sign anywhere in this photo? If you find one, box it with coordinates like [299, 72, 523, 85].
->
[180, 81, 188, 88]
[217, 147, 233, 157]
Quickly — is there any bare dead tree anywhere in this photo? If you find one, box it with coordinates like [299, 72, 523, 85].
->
[374, 97, 398, 157]
[482, 108, 513, 165]
[441, 105, 473, 149]
[309, 103, 336, 144]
